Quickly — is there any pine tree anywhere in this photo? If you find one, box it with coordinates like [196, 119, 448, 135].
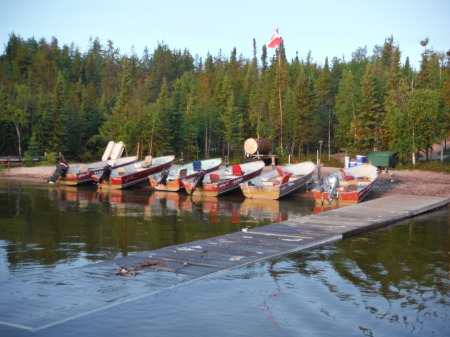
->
[46, 72, 67, 153]
[354, 63, 382, 153]
[335, 69, 358, 150]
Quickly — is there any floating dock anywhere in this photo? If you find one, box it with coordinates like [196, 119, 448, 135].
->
[1, 194, 448, 332]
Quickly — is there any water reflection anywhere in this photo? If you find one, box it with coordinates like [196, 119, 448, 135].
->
[0, 181, 448, 336]
[265, 209, 450, 335]
[0, 180, 316, 276]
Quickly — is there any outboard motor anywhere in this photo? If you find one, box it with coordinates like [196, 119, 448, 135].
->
[190, 170, 205, 195]
[97, 164, 112, 184]
[327, 173, 340, 204]
[48, 161, 69, 184]
[156, 170, 169, 188]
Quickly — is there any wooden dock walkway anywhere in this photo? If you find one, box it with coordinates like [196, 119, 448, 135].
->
[112, 194, 449, 276]
[1, 194, 448, 332]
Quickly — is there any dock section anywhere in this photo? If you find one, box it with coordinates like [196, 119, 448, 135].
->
[1, 194, 448, 332]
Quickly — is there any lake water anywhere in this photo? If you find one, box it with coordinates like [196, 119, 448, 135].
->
[0, 180, 448, 336]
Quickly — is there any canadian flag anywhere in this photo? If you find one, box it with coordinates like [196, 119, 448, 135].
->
[268, 29, 283, 48]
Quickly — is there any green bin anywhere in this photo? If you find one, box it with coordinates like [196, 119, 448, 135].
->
[367, 151, 398, 168]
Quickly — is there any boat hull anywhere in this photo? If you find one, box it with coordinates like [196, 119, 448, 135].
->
[184, 161, 265, 197]
[95, 156, 174, 190]
[240, 162, 316, 200]
[311, 164, 379, 205]
[58, 157, 137, 186]
[149, 158, 222, 192]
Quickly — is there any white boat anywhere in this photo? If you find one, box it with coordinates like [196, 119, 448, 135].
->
[311, 163, 379, 205]
[149, 158, 222, 192]
[240, 161, 316, 199]
[183, 161, 265, 197]
[93, 155, 175, 190]
[55, 156, 137, 186]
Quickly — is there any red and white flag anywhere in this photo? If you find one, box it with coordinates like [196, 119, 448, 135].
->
[268, 29, 282, 48]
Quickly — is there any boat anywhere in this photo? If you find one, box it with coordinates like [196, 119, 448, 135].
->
[183, 160, 265, 197]
[148, 158, 222, 192]
[311, 163, 379, 205]
[239, 161, 316, 200]
[93, 155, 175, 190]
[56, 156, 138, 186]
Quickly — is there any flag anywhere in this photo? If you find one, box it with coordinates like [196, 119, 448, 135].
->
[268, 29, 282, 48]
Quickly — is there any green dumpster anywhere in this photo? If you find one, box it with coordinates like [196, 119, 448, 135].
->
[367, 151, 398, 168]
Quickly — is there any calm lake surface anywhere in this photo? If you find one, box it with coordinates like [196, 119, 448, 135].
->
[0, 180, 448, 337]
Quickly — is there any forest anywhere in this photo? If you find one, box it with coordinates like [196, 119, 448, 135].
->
[0, 33, 449, 164]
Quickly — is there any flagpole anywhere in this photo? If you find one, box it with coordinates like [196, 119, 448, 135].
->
[268, 28, 284, 154]
[277, 46, 283, 153]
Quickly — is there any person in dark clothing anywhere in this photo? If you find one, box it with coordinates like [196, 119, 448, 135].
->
[48, 160, 69, 184]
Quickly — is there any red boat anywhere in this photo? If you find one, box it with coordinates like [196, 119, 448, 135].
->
[57, 156, 137, 186]
[311, 163, 379, 205]
[93, 155, 174, 190]
[183, 160, 265, 197]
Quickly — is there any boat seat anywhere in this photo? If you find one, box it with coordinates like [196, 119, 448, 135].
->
[178, 168, 187, 178]
[118, 167, 127, 176]
[280, 172, 292, 184]
[210, 174, 220, 182]
[79, 164, 89, 173]
[232, 165, 244, 176]
[340, 168, 355, 181]
[276, 167, 284, 176]
[142, 156, 153, 168]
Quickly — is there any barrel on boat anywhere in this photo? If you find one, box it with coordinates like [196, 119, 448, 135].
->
[244, 138, 273, 155]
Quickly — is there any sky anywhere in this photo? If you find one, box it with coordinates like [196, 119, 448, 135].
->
[0, 0, 449, 70]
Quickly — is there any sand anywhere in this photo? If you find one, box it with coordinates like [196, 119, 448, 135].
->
[0, 164, 449, 200]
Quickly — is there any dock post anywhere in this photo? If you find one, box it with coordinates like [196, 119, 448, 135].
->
[317, 150, 321, 180]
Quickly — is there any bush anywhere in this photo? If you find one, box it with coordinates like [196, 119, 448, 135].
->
[45, 152, 58, 164]
[22, 157, 36, 167]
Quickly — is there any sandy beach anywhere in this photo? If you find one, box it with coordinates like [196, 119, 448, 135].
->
[1, 164, 449, 200]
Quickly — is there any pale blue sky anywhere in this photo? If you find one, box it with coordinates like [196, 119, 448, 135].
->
[1, 0, 448, 70]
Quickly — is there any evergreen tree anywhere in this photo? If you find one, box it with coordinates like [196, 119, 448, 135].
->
[183, 92, 200, 160]
[99, 58, 132, 143]
[384, 46, 409, 150]
[314, 59, 333, 157]
[151, 78, 173, 155]
[335, 69, 358, 150]
[354, 63, 382, 153]
[291, 67, 317, 157]
[45, 71, 67, 153]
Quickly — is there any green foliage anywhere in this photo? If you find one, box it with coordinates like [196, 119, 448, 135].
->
[21, 156, 36, 167]
[0, 34, 448, 170]
[45, 152, 58, 164]
[395, 160, 450, 173]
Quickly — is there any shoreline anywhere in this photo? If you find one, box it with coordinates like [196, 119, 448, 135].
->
[0, 164, 449, 200]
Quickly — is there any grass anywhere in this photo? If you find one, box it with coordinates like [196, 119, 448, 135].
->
[395, 159, 450, 173]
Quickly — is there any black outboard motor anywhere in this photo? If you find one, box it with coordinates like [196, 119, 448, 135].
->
[97, 164, 112, 185]
[48, 161, 69, 184]
[156, 170, 169, 188]
[190, 170, 205, 195]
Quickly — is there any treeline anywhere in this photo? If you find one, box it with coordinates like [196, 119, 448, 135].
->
[0, 34, 449, 163]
